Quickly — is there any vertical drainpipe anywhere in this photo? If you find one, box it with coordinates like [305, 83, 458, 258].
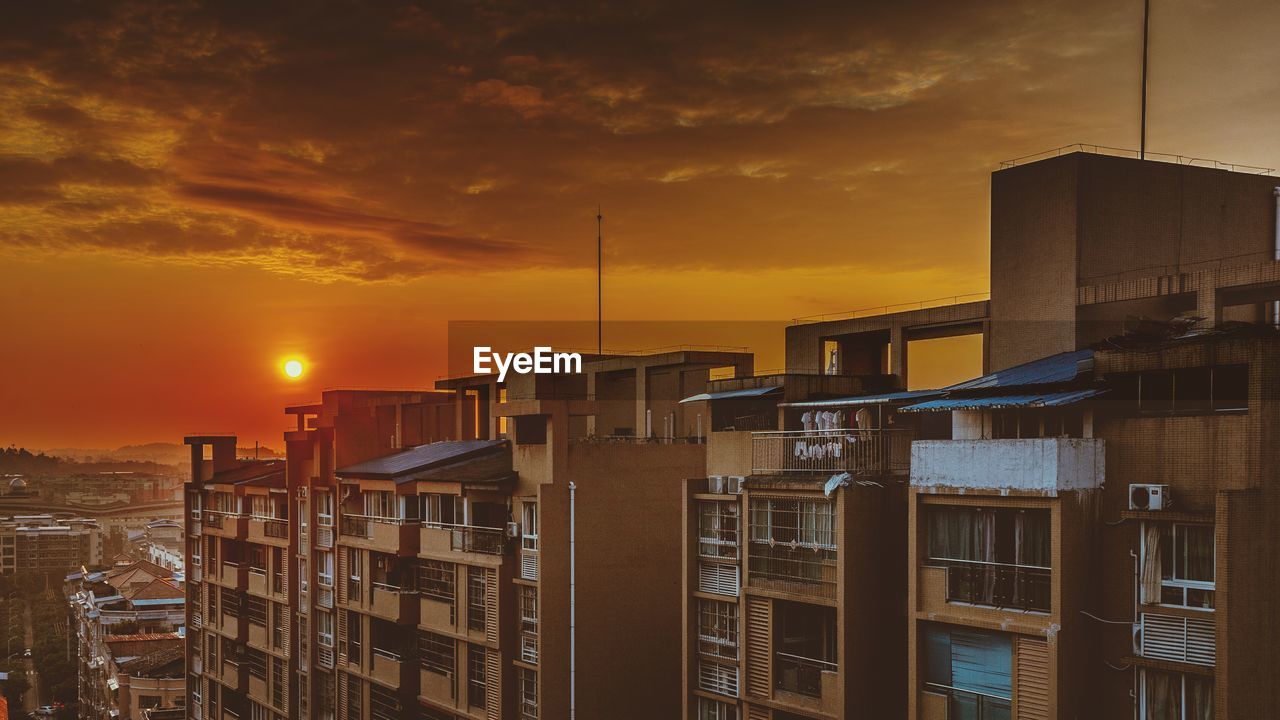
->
[1272, 188, 1280, 325]
[569, 481, 577, 720]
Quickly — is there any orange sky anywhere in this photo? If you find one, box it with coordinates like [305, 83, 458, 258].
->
[3, 0, 1280, 449]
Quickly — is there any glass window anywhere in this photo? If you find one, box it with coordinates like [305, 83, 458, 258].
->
[923, 625, 1012, 720]
[697, 599, 738, 660]
[421, 494, 458, 527]
[418, 631, 454, 677]
[1145, 523, 1215, 609]
[468, 570, 487, 631]
[467, 645, 487, 708]
[419, 560, 455, 603]
[698, 500, 739, 560]
[1140, 668, 1212, 720]
[522, 502, 539, 551]
[519, 585, 538, 634]
[518, 668, 538, 720]
[698, 697, 738, 720]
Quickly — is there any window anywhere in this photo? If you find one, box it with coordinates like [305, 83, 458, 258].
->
[418, 631, 455, 677]
[749, 498, 836, 548]
[209, 584, 219, 619]
[419, 560, 456, 603]
[924, 625, 1012, 719]
[272, 602, 286, 649]
[246, 594, 267, 626]
[223, 589, 242, 618]
[1141, 523, 1215, 609]
[421, 494, 458, 527]
[519, 585, 538, 634]
[346, 547, 362, 601]
[317, 611, 334, 647]
[698, 500, 740, 560]
[272, 547, 285, 594]
[697, 599, 739, 660]
[345, 675, 362, 720]
[246, 648, 267, 679]
[468, 570, 487, 631]
[927, 506, 1051, 612]
[467, 645, 487, 708]
[519, 668, 538, 720]
[316, 492, 334, 525]
[316, 550, 334, 586]
[363, 490, 397, 519]
[208, 536, 219, 565]
[1116, 365, 1248, 415]
[345, 610, 362, 663]
[369, 683, 401, 720]
[1139, 668, 1212, 720]
[698, 698, 738, 720]
[522, 502, 538, 550]
[138, 695, 162, 709]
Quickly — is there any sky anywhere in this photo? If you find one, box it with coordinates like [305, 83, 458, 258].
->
[3, 0, 1280, 450]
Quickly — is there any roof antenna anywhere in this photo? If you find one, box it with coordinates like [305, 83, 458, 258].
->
[1140, 0, 1151, 159]
[596, 206, 603, 355]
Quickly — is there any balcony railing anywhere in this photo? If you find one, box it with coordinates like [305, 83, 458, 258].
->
[925, 684, 1011, 720]
[752, 428, 912, 475]
[263, 519, 288, 538]
[748, 543, 837, 599]
[424, 523, 507, 555]
[340, 514, 408, 539]
[935, 559, 1051, 612]
[775, 652, 836, 698]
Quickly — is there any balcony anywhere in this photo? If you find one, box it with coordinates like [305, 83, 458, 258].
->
[371, 582, 418, 623]
[911, 438, 1104, 493]
[247, 567, 267, 596]
[339, 514, 416, 553]
[752, 428, 912, 475]
[776, 652, 838, 699]
[922, 686, 1011, 720]
[747, 544, 836, 600]
[204, 511, 248, 539]
[371, 648, 410, 687]
[420, 523, 508, 558]
[933, 560, 1050, 613]
[217, 561, 249, 590]
[420, 667, 456, 708]
[248, 517, 290, 546]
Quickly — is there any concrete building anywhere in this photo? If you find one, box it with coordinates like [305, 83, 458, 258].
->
[0, 515, 102, 575]
[66, 559, 186, 720]
[684, 149, 1280, 720]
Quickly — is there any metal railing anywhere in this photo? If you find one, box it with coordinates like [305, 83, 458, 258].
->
[339, 515, 370, 538]
[998, 143, 1274, 174]
[748, 544, 837, 599]
[775, 652, 837, 698]
[935, 559, 1051, 612]
[263, 519, 288, 538]
[792, 292, 990, 324]
[752, 428, 913, 475]
[924, 684, 1012, 720]
[429, 523, 507, 555]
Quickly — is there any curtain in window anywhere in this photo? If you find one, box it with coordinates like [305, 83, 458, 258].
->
[798, 501, 818, 545]
[975, 509, 997, 604]
[813, 501, 834, 547]
[1183, 525, 1214, 583]
[1140, 525, 1163, 605]
[1187, 674, 1213, 720]
[749, 500, 770, 542]
[1014, 511, 1050, 567]
[1143, 669, 1179, 720]
[949, 628, 1012, 699]
[929, 508, 973, 561]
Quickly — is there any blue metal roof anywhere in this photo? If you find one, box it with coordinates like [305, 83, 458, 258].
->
[780, 389, 942, 409]
[898, 388, 1107, 412]
[678, 385, 782, 404]
[945, 349, 1093, 391]
[336, 440, 507, 479]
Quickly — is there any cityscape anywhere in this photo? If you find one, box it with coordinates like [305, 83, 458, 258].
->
[3, 2, 1280, 720]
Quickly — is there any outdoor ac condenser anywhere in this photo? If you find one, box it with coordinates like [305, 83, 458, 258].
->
[1129, 484, 1171, 511]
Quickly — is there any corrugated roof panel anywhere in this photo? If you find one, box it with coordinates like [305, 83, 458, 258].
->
[898, 388, 1107, 412]
[781, 389, 942, 409]
[944, 349, 1093, 391]
[678, 385, 782, 404]
[336, 439, 506, 479]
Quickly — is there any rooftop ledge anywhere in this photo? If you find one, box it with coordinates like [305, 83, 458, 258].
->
[910, 438, 1105, 494]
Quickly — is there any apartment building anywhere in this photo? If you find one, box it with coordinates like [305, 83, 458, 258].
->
[66, 559, 187, 719]
[0, 515, 102, 575]
[683, 149, 1280, 720]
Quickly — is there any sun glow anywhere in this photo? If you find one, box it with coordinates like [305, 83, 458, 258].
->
[283, 359, 304, 378]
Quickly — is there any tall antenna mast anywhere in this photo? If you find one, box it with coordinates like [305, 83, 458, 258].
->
[596, 206, 603, 354]
[1140, 0, 1151, 159]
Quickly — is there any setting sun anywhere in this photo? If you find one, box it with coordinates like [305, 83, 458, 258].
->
[283, 359, 304, 378]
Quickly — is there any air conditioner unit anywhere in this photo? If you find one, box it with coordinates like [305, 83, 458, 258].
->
[1129, 484, 1171, 511]
[506, 522, 521, 538]
[725, 476, 745, 494]
[707, 476, 725, 494]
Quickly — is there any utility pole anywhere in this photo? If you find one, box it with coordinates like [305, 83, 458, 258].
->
[596, 207, 603, 355]
[1140, 0, 1151, 159]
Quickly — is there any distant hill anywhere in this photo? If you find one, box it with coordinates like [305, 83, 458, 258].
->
[5, 441, 284, 476]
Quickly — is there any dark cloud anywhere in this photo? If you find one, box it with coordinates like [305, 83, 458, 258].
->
[1, 0, 1277, 281]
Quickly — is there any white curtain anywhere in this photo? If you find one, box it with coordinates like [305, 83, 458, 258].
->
[1140, 525, 1163, 605]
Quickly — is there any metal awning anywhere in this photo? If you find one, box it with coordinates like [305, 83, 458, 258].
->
[678, 385, 782, 404]
[944, 349, 1093, 391]
[898, 388, 1107, 412]
[781, 389, 941, 409]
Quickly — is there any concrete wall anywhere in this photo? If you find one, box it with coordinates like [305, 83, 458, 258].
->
[911, 438, 1105, 493]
